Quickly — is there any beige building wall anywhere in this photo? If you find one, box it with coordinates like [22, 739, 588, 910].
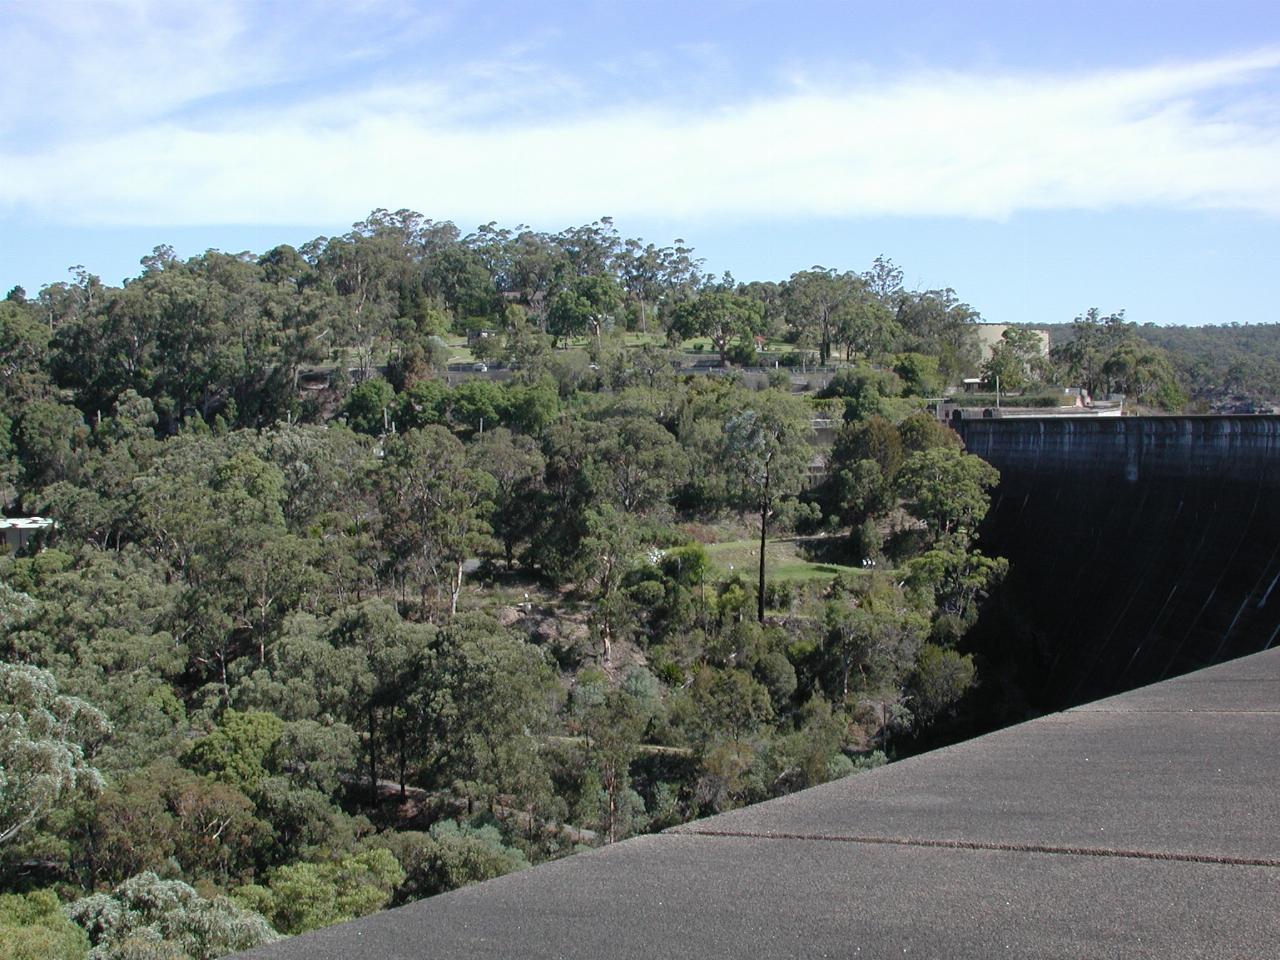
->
[974, 324, 1050, 361]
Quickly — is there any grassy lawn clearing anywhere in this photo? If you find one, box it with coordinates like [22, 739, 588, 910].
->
[703, 538, 866, 583]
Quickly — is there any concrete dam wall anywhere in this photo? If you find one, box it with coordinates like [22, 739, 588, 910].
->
[957, 416, 1280, 709]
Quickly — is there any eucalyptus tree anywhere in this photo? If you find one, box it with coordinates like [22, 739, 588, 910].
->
[0, 294, 52, 413]
[616, 238, 666, 334]
[862, 255, 904, 305]
[421, 242, 502, 326]
[327, 600, 440, 799]
[591, 415, 688, 514]
[1103, 341, 1186, 409]
[472, 427, 546, 569]
[232, 848, 403, 937]
[836, 287, 902, 361]
[312, 219, 408, 379]
[823, 575, 929, 700]
[668, 281, 767, 365]
[722, 393, 813, 622]
[983, 326, 1049, 392]
[574, 686, 648, 842]
[546, 273, 624, 350]
[70, 871, 279, 959]
[433, 614, 558, 811]
[783, 267, 863, 365]
[895, 446, 999, 544]
[0, 663, 111, 846]
[579, 504, 640, 663]
[555, 218, 621, 277]
[895, 288, 981, 381]
[376, 426, 496, 618]
[0, 889, 89, 960]
[507, 230, 572, 331]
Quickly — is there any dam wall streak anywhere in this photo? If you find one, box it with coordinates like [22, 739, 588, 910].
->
[957, 416, 1280, 707]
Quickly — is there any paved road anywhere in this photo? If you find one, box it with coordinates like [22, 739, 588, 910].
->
[238, 649, 1280, 959]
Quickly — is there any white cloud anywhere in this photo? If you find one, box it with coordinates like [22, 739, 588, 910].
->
[0, 2, 264, 141]
[2, 16, 1278, 227]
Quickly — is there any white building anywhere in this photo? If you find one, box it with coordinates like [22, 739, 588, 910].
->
[0, 517, 55, 551]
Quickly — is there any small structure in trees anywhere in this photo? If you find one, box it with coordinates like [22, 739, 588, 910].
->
[0, 516, 55, 551]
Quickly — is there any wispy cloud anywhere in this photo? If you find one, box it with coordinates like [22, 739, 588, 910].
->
[2, 1, 1278, 227]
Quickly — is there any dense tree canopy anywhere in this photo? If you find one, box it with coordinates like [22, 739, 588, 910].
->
[7, 208, 1260, 957]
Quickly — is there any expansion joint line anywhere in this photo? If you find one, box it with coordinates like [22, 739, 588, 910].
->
[676, 829, 1280, 869]
[1068, 708, 1280, 715]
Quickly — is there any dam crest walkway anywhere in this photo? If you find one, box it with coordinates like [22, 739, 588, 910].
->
[240, 647, 1280, 958]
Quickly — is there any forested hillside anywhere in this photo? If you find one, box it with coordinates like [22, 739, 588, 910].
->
[1042, 312, 1280, 412]
[0, 209, 1216, 958]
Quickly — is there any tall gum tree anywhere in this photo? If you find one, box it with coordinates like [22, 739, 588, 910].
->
[722, 392, 812, 622]
[377, 426, 496, 618]
[669, 284, 767, 366]
[784, 268, 863, 366]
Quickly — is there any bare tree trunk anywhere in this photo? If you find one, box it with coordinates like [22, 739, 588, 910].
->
[398, 732, 407, 801]
[368, 705, 379, 804]
[605, 766, 618, 844]
[450, 560, 463, 618]
[757, 476, 769, 624]
[219, 650, 230, 708]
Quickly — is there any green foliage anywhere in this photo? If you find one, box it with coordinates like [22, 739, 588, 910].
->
[0, 889, 90, 960]
[547, 274, 623, 347]
[894, 289, 981, 381]
[0, 214, 1041, 935]
[770, 697, 850, 792]
[905, 538, 1009, 629]
[0, 663, 110, 846]
[722, 392, 814, 622]
[897, 411, 961, 454]
[818, 364, 902, 420]
[271, 719, 360, 797]
[1129, 321, 1280, 411]
[377, 426, 496, 616]
[822, 576, 929, 701]
[434, 615, 558, 807]
[395, 377, 448, 430]
[90, 763, 270, 886]
[342, 378, 396, 435]
[182, 710, 285, 793]
[70, 872, 278, 960]
[784, 268, 886, 366]
[368, 822, 529, 904]
[982, 326, 1048, 392]
[753, 650, 798, 711]
[233, 849, 403, 937]
[892, 353, 943, 397]
[912, 644, 976, 722]
[689, 667, 774, 744]
[896, 447, 999, 540]
[449, 380, 506, 434]
[659, 543, 710, 588]
[15, 399, 88, 491]
[1049, 308, 1186, 409]
[668, 287, 766, 365]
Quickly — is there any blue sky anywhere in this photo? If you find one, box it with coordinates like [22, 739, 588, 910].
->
[2, 0, 1279, 325]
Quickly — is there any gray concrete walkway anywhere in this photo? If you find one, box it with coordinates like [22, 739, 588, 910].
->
[239, 649, 1280, 959]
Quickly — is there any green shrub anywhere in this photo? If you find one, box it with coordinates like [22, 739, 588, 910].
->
[0, 890, 89, 960]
